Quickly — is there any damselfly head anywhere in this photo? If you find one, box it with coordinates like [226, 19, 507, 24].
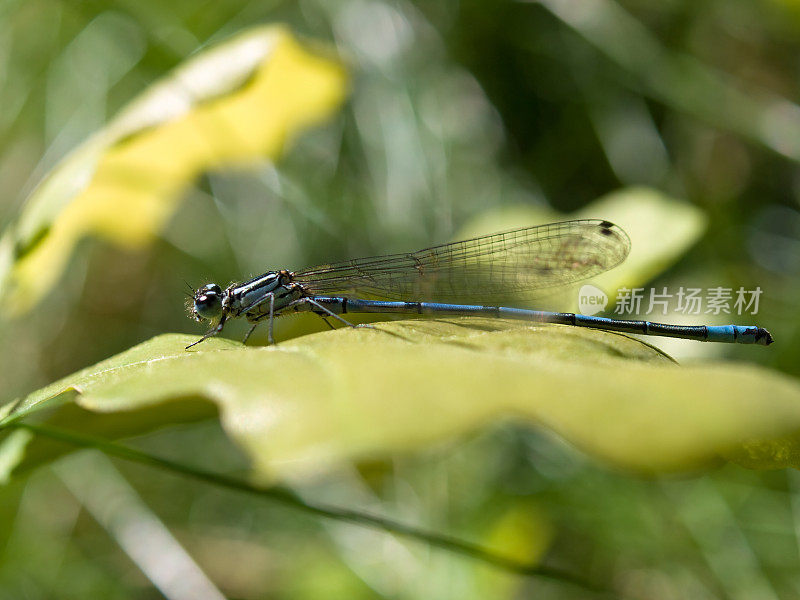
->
[190, 283, 223, 322]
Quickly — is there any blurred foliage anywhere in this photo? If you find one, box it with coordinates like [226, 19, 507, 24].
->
[0, 25, 346, 315]
[2, 0, 800, 598]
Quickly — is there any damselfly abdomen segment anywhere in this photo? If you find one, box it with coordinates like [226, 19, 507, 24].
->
[186, 220, 773, 348]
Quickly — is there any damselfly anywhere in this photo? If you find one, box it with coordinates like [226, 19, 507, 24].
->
[186, 220, 773, 348]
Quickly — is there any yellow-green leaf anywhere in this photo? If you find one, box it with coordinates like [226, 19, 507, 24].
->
[458, 186, 707, 305]
[3, 320, 799, 482]
[574, 186, 707, 294]
[0, 26, 346, 315]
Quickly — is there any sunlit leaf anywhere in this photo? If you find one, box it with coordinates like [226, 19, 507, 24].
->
[459, 186, 707, 304]
[0, 26, 346, 315]
[574, 186, 707, 294]
[3, 320, 798, 483]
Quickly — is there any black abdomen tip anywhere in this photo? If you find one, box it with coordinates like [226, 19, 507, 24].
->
[757, 328, 774, 345]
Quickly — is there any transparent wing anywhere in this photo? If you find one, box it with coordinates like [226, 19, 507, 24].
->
[294, 220, 631, 304]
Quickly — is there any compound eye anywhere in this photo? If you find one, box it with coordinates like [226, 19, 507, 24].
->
[193, 284, 223, 320]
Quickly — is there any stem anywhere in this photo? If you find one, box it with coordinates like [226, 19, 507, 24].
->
[6, 420, 604, 593]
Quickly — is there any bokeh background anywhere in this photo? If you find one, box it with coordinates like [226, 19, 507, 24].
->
[1, 0, 800, 598]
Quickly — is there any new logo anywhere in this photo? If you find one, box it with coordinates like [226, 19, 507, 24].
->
[577, 284, 608, 316]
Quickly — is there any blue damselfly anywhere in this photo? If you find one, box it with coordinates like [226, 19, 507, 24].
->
[186, 220, 773, 348]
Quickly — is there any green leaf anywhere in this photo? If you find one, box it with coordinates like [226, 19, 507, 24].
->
[0, 429, 33, 484]
[3, 320, 799, 481]
[460, 186, 707, 301]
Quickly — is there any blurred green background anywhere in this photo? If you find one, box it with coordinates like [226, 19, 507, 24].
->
[2, 0, 800, 598]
